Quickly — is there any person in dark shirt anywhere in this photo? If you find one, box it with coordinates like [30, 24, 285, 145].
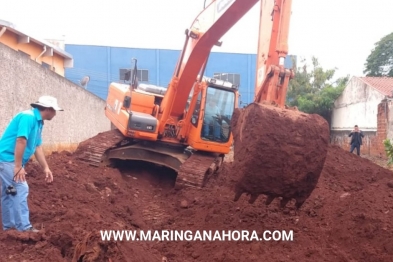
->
[348, 125, 364, 156]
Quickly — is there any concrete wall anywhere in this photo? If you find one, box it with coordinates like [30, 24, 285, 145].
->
[331, 100, 391, 158]
[331, 76, 385, 131]
[0, 43, 111, 154]
[330, 130, 378, 155]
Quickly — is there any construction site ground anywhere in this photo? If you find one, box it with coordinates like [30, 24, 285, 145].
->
[1, 144, 393, 262]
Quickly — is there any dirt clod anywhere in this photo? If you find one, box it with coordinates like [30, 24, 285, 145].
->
[180, 200, 189, 208]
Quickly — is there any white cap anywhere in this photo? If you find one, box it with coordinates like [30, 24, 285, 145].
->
[31, 96, 64, 111]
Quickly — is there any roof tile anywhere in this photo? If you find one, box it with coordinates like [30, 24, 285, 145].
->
[359, 77, 393, 96]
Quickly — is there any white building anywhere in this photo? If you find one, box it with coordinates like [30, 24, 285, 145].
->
[331, 76, 393, 156]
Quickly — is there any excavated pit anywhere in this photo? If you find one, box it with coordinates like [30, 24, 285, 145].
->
[115, 159, 178, 187]
[230, 103, 330, 207]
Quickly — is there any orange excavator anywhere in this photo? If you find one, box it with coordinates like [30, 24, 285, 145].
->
[75, 0, 328, 207]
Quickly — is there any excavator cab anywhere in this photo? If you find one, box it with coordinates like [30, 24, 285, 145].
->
[201, 85, 235, 143]
[186, 77, 238, 154]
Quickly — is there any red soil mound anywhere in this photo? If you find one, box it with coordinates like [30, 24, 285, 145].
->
[0, 144, 392, 262]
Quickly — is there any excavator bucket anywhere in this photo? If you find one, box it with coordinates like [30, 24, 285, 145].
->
[230, 102, 330, 208]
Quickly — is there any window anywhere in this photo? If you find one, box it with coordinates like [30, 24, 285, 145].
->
[119, 69, 149, 82]
[213, 73, 240, 87]
[201, 86, 235, 143]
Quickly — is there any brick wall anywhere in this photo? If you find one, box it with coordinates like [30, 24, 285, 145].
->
[373, 101, 388, 157]
[331, 100, 388, 158]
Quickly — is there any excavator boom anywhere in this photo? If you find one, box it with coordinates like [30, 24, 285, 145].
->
[160, 0, 294, 137]
[159, 0, 259, 122]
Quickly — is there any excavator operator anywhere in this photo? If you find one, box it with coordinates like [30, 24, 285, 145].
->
[202, 98, 222, 141]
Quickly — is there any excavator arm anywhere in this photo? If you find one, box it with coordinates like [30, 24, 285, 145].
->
[254, 0, 294, 106]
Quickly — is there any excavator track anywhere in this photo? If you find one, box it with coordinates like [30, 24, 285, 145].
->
[175, 152, 224, 188]
[74, 129, 128, 166]
[74, 130, 224, 189]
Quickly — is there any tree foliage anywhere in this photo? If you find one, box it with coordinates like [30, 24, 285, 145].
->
[383, 139, 393, 166]
[364, 32, 393, 77]
[286, 57, 348, 124]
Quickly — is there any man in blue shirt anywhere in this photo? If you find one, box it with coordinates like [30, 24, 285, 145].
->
[0, 95, 63, 232]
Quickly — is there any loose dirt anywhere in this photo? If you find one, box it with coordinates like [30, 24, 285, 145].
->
[0, 143, 393, 262]
[230, 103, 330, 208]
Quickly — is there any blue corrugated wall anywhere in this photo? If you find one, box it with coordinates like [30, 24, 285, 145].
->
[65, 44, 294, 105]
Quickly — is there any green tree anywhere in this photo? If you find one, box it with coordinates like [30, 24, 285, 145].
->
[364, 32, 393, 77]
[383, 139, 393, 166]
[286, 57, 348, 125]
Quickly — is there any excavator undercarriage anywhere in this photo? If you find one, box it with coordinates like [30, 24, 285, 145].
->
[73, 129, 224, 189]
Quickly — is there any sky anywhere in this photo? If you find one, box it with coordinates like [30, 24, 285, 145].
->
[1, 0, 392, 79]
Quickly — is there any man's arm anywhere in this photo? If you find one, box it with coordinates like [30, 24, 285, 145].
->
[15, 113, 34, 169]
[221, 114, 231, 124]
[14, 137, 27, 169]
[13, 114, 35, 182]
[14, 137, 27, 182]
[216, 106, 221, 115]
[34, 146, 49, 170]
[348, 131, 353, 137]
[34, 146, 53, 183]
